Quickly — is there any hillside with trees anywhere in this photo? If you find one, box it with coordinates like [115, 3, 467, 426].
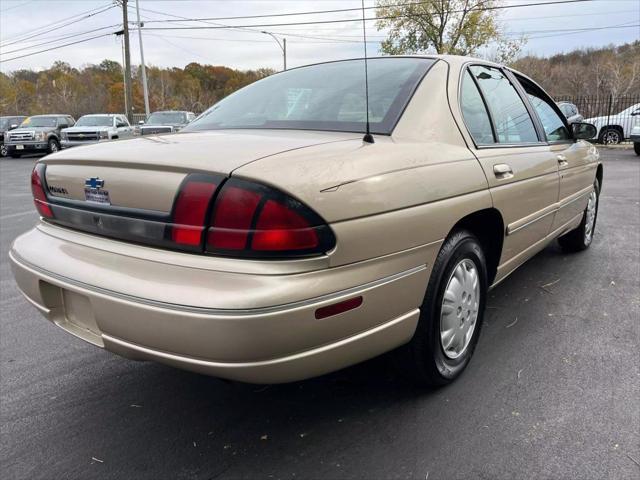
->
[0, 42, 637, 119]
[511, 41, 639, 99]
[0, 60, 274, 117]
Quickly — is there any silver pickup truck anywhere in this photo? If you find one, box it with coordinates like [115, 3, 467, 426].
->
[61, 114, 133, 148]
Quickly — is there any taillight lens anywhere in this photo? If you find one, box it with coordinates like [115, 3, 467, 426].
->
[170, 174, 219, 247]
[206, 178, 335, 258]
[31, 163, 54, 218]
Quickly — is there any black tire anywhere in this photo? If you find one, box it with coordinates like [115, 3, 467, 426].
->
[634, 142, 640, 156]
[558, 179, 600, 252]
[599, 128, 622, 145]
[0, 144, 7, 157]
[394, 230, 488, 386]
[9, 153, 21, 158]
[47, 138, 60, 154]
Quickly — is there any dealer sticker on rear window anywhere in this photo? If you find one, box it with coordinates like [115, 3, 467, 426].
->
[84, 188, 111, 205]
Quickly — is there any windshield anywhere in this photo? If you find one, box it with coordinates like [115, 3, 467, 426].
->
[184, 58, 435, 135]
[147, 112, 186, 125]
[76, 116, 113, 127]
[21, 116, 57, 128]
[0, 118, 9, 130]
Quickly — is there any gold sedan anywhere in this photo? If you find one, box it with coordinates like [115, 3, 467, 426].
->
[10, 55, 601, 385]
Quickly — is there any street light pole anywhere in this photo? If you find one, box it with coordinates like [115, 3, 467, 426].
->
[261, 31, 286, 71]
[135, 0, 150, 118]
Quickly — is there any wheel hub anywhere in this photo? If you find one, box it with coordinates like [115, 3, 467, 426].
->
[440, 258, 480, 359]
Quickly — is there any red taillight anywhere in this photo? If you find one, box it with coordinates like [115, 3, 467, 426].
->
[207, 186, 262, 250]
[170, 175, 219, 247]
[206, 178, 334, 258]
[31, 164, 53, 218]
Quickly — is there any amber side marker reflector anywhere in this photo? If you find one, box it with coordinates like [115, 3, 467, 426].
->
[315, 296, 363, 320]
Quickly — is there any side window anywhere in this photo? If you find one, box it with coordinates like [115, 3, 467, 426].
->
[469, 65, 539, 144]
[518, 77, 571, 142]
[57, 118, 66, 128]
[460, 70, 495, 144]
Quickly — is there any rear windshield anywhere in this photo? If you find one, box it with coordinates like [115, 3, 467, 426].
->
[76, 116, 113, 127]
[21, 116, 57, 128]
[185, 57, 435, 135]
[147, 112, 186, 125]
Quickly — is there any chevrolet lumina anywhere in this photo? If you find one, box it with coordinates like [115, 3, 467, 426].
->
[10, 56, 602, 385]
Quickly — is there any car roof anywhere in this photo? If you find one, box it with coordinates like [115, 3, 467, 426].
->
[29, 114, 72, 117]
[79, 114, 118, 117]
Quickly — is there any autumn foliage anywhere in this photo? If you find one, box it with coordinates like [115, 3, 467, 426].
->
[0, 59, 274, 117]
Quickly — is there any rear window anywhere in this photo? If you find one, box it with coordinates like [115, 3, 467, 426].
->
[185, 58, 435, 135]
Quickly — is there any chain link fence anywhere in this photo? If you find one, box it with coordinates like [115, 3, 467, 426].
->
[555, 94, 640, 145]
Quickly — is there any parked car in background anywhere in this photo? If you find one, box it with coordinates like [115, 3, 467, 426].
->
[138, 110, 195, 136]
[630, 122, 640, 155]
[0, 115, 27, 157]
[11, 56, 602, 386]
[61, 114, 133, 149]
[585, 103, 640, 144]
[556, 101, 583, 124]
[4, 115, 75, 157]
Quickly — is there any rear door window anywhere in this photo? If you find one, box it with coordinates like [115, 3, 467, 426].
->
[469, 65, 539, 144]
[517, 76, 571, 142]
[460, 70, 495, 144]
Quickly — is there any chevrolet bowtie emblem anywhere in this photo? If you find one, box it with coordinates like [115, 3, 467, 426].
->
[85, 177, 105, 189]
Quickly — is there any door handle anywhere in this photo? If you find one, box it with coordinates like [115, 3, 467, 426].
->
[493, 163, 513, 179]
[557, 154, 569, 167]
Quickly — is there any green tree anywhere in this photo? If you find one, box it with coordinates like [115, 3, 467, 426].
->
[375, 0, 519, 57]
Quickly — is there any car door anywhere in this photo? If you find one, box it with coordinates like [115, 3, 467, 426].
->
[458, 65, 560, 276]
[512, 73, 596, 232]
[116, 116, 133, 138]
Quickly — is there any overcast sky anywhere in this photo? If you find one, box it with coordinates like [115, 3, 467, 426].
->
[1, 0, 639, 73]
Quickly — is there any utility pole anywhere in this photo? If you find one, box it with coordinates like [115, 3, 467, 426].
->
[135, 0, 150, 118]
[121, 0, 134, 123]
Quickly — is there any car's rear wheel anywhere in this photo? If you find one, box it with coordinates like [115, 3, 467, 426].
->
[0, 144, 7, 157]
[599, 128, 622, 145]
[394, 229, 487, 386]
[634, 142, 640, 156]
[47, 138, 60, 154]
[558, 179, 600, 252]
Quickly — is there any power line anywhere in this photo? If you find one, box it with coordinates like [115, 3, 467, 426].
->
[0, 3, 116, 48]
[136, 0, 595, 24]
[1, 24, 121, 56]
[136, 1, 599, 32]
[1, 32, 116, 63]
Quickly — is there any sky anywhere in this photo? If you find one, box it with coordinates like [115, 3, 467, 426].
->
[0, 0, 639, 74]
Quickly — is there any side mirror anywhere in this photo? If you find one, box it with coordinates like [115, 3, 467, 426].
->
[138, 120, 145, 125]
[10, 124, 18, 129]
[572, 122, 597, 140]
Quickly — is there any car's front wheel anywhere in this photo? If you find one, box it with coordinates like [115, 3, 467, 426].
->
[558, 179, 600, 252]
[599, 128, 622, 145]
[47, 138, 60, 154]
[395, 229, 487, 386]
[0, 144, 7, 157]
[634, 142, 640, 156]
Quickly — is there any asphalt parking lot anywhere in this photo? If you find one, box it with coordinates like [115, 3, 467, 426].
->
[1, 148, 639, 480]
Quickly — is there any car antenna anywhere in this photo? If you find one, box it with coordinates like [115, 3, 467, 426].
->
[361, 0, 374, 144]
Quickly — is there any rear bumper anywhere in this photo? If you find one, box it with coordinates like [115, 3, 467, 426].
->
[10, 224, 429, 383]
